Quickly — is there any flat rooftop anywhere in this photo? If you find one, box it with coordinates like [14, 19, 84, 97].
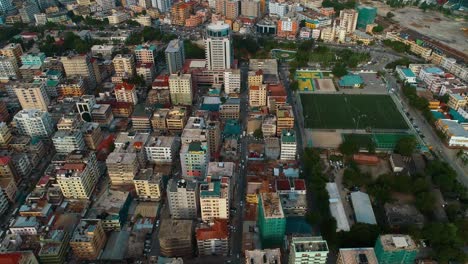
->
[200, 178, 229, 198]
[106, 152, 137, 164]
[147, 136, 176, 148]
[292, 236, 329, 252]
[338, 248, 378, 264]
[91, 190, 129, 215]
[71, 219, 102, 243]
[379, 234, 418, 251]
[159, 219, 193, 240]
[207, 162, 235, 177]
[245, 249, 281, 264]
[134, 168, 162, 183]
[260, 192, 284, 219]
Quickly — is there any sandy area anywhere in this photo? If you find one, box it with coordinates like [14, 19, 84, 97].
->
[308, 130, 343, 148]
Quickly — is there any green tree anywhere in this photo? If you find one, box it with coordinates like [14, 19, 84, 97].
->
[253, 128, 263, 139]
[423, 223, 466, 263]
[332, 63, 348, 78]
[184, 40, 205, 59]
[386, 12, 395, 19]
[338, 224, 380, 248]
[339, 137, 360, 155]
[415, 191, 436, 214]
[290, 81, 299, 91]
[372, 24, 384, 33]
[394, 136, 417, 156]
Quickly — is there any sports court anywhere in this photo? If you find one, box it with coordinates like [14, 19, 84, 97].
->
[295, 70, 333, 92]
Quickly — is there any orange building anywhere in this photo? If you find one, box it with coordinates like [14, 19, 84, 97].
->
[277, 17, 298, 39]
[59, 78, 86, 97]
[186, 14, 203, 27]
[171, 2, 192, 26]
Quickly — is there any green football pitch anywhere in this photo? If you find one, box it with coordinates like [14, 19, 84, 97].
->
[300, 94, 408, 130]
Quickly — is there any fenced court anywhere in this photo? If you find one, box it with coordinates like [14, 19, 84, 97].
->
[295, 70, 333, 92]
[301, 94, 408, 130]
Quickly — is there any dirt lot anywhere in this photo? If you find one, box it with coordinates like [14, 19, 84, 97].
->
[309, 130, 343, 148]
[366, 2, 468, 54]
[358, 159, 392, 179]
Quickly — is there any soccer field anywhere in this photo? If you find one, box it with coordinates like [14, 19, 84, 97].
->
[301, 94, 408, 129]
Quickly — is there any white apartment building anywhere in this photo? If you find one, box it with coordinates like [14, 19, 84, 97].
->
[199, 178, 230, 221]
[339, 9, 358, 33]
[96, 0, 116, 10]
[167, 179, 199, 219]
[52, 130, 86, 154]
[115, 82, 138, 105]
[205, 22, 232, 70]
[289, 236, 329, 264]
[113, 54, 135, 79]
[269, 1, 289, 17]
[106, 152, 139, 185]
[108, 11, 130, 24]
[224, 69, 241, 94]
[0, 122, 12, 146]
[13, 109, 54, 137]
[145, 136, 180, 163]
[280, 129, 296, 160]
[169, 73, 193, 105]
[249, 84, 267, 107]
[91, 45, 116, 59]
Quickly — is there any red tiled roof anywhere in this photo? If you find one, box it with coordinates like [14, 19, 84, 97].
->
[0, 253, 22, 264]
[267, 84, 286, 96]
[0, 156, 11, 166]
[276, 179, 290, 191]
[293, 179, 306, 190]
[116, 82, 135, 91]
[62, 163, 86, 171]
[137, 62, 154, 69]
[196, 219, 229, 240]
[37, 176, 50, 186]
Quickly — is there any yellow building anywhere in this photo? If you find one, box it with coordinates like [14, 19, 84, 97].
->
[59, 78, 85, 97]
[113, 54, 135, 79]
[56, 162, 96, 199]
[0, 122, 12, 147]
[14, 82, 50, 111]
[249, 84, 267, 107]
[276, 105, 294, 134]
[133, 168, 162, 201]
[169, 73, 193, 105]
[200, 178, 230, 221]
[447, 93, 467, 110]
[70, 219, 107, 260]
[1, 43, 23, 65]
[248, 70, 263, 87]
[106, 152, 139, 186]
[167, 106, 188, 130]
[428, 100, 440, 110]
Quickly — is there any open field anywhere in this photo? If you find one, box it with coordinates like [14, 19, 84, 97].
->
[301, 94, 408, 129]
[367, 2, 468, 54]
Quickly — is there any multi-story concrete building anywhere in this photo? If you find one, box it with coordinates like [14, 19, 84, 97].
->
[167, 179, 199, 219]
[258, 192, 286, 248]
[13, 109, 54, 137]
[61, 54, 98, 88]
[135, 44, 157, 64]
[0, 122, 12, 147]
[248, 70, 263, 87]
[196, 219, 229, 256]
[134, 168, 162, 201]
[447, 92, 467, 110]
[154, 0, 171, 12]
[337, 248, 378, 264]
[277, 17, 298, 39]
[216, 0, 239, 19]
[205, 22, 232, 70]
[288, 236, 329, 264]
[56, 162, 97, 199]
[0, 156, 19, 185]
[81, 122, 103, 150]
[108, 10, 130, 24]
[115, 82, 138, 105]
[70, 219, 107, 260]
[241, 0, 260, 18]
[181, 141, 209, 178]
[280, 129, 296, 160]
[269, 1, 288, 17]
[0, 185, 9, 215]
[106, 152, 139, 186]
[136, 62, 156, 85]
[0, 56, 20, 81]
[52, 130, 86, 154]
[159, 219, 194, 257]
[169, 73, 193, 105]
[206, 121, 221, 157]
[96, 0, 116, 10]
[276, 105, 294, 134]
[245, 249, 281, 264]
[224, 69, 241, 94]
[1, 43, 23, 65]
[113, 54, 136, 79]
[249, 84, 267, 107]
[166, 106, 188, 131]
[145, 136, 180, 163]
[171, 2, 192, 26]
[58, 78, 86, 97]
[13, 81, 50, 111]
[200, 177, 230, 221]
[91, 45, 115, 59]
[220, 98, 240, 120]
[182, 116, 207, 144]
[339, 9, 358, 33]
[374, 235, 418, 264]
[262, 115, 277, 137]
[165, 39, 185, 74]
[20, 52, 45, 67]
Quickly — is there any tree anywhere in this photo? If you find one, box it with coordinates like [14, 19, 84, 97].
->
[395, 136, 417, 156]
[332, 63, 348, 78]
[184, 40, 205, 59]
[415, 191, 436, 214]
[423, 223, 466, 263]
[339, 137, 359, 155]
[386, 12, 395, 19]
[253, 128, 263, 139]
[290, 80, 299, 91]
[372, 24, 384, 33]
[299, 20, 306, 28]
[338, 224, 380, 248]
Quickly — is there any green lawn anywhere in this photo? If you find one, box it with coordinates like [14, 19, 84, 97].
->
[301, 94, 408, 130]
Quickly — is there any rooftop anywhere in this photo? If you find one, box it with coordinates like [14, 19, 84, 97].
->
[196, 219, 229, 241]
[165, 39, 182, 53]
[207, 162, 235, 178]
[400, 68, 416, 78]
[350, 191, 377, 225]
[147, 136, 176, 148]
[245, 249, 281, 264]
[200, 178, 229, 198]
[281, 130, 296, 143]
[91, 190, 129, 216]
[134, 168, 162, 183]
[260, 192, 284, 219]
[339, 74, 364, 86]
[439, 119, 468, 137]
[159, 219, 193, 240]
[71, 219, 102, 243]
[106, 152, 137, 164]
[136, 44, 157, 51]
[168, 178, 198, 192]
[378, 234, 418, 251]
[338, 248, 378, 264]
[291, 236, 328, 252]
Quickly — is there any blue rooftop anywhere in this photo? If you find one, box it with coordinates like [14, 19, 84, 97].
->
[449, 108, 467, 123]
[339, 74, 364, 87]
[431, 110, 445, 120]
[424, 67, 444, 74]
[401, 68, 416, 78]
